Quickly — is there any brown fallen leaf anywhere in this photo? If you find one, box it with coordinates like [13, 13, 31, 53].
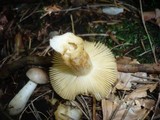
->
[143, 11, 156, 21]
[135, 99, 155, 109]
[115, 105, 149, 120]
[40, 5, 62, 18]
[101, 99, 118, 120]
[102, 98, 155, 120]
[116, 72, 147, 90]
[44, 5, 62, 15]
[116, 56, 133, 64]
[125, 83, 158, 100]
[143, 8, 160, 27]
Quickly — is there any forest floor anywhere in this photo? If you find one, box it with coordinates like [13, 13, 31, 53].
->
[0, 0, 160, 120]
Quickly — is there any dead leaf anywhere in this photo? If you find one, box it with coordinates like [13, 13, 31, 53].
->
[116, 72, 147, 90]
[116, 72, 132, 90]
[102, 98, 155, 120]
[143, 8, 160, 27]
[116, 56, 138, 64]
[44, 5, 62, 15]
[40, 5, 62, 18]
[143, 11, 156, 21]
[117, 105, 148, 120]
[135, 99, 155, 109]
[102, 100, 152, 120]
[101, 99, 118, 120]
[125, 83, 158, 100]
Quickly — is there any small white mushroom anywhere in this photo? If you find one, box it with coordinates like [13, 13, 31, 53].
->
[8, 68, 49, 115]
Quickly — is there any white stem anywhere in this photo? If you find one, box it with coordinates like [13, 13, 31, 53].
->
[50, 32, 92, 75]
[8, 80, 37, 115]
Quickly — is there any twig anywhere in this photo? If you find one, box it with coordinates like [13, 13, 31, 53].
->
[151, 93, 160, 120]
[39, 4, 116, 14]
[109, 100, 124, 120]
[30, 102, 42, 120]
[131, 74, 160, 81]
[76, 96, 91, 120]
[29, 39, 49, 55]
[139, 0, 158, 63]
[39, 46, 51, 56]
[78, 33, 109, 37]
[121, 99, 135, 120]
[117, 63, 160, 74]
[80, 95, 92, 120]
[19, 90, 52, 120]
[124, 46, 140, 55]
[138, 49, 152, 56]
[71, 100, 89, 120]
[70, 14, 75, 34]
[111, 43, 130, 50]
[19, 4, 40, 23]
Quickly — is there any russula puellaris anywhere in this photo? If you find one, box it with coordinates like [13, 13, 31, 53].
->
[49, 32, 117, 100]
[8, 68, 49, 115]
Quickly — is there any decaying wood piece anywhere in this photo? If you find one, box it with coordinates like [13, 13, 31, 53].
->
[0, 56, 160, 80]
[117, 63, 160, 74]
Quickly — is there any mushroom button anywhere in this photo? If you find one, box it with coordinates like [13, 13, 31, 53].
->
[7, 68, 49, 115]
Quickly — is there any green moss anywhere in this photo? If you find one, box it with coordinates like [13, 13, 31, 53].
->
[88, 18, 160, 63]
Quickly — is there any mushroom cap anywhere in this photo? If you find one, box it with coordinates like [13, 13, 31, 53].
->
[26, 68, 49, 84]
[50, 40, 117, 101]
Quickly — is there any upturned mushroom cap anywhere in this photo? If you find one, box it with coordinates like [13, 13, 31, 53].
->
[26, 68, 49, 84]
[49, 33, 117, 101]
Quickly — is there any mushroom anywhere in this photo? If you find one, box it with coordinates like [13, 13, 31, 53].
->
[8, 68, 49, 115]
[54, 101, 82, 120]
[49, 32, 117, 101]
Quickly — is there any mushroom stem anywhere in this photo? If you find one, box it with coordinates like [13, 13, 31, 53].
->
[62, 44, 92, 75]
[50, 32, 92, 75]
[8, 80, 37, 115]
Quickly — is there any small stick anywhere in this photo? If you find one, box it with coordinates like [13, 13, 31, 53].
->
[117, 63, 160, 74]
[151, 93, 160, 120]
